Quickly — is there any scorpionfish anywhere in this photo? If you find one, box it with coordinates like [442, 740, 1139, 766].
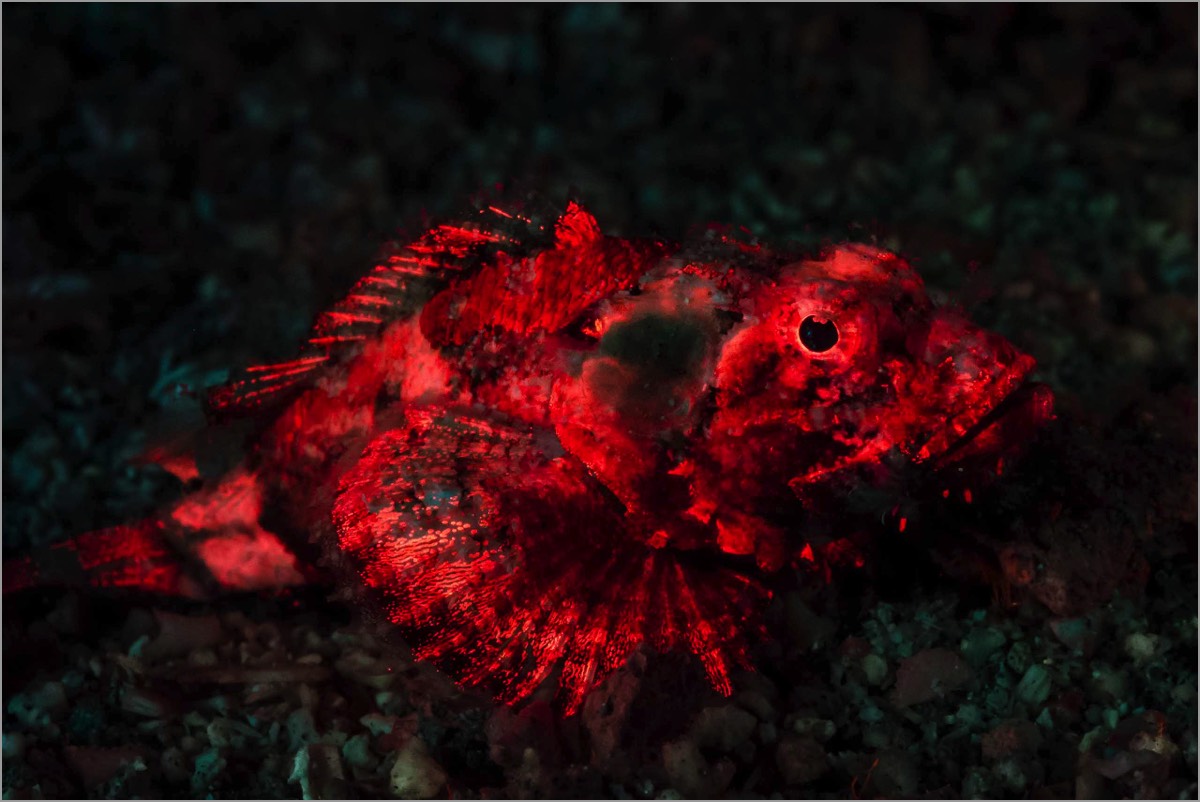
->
[5, 197, 1053, 714]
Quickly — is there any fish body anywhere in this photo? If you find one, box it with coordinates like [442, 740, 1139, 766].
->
[4, 198, 1052, 713]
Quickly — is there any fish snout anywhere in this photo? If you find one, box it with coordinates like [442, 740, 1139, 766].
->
[911, 312, 1052, 464]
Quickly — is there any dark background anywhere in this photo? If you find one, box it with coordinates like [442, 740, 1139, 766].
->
[3, 4, 1196, 799]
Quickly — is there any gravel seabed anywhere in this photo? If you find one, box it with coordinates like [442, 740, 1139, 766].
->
[3, 6, 1196, 799]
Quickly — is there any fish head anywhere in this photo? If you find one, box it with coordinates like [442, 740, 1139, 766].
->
[705, 243, 1053, 502]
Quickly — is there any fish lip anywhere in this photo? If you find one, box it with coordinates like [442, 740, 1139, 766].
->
[925, 375, 1054, 469]
[912, 352, 1036, 463]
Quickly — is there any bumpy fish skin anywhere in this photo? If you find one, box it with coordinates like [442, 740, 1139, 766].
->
[4, 198, 1052, 714]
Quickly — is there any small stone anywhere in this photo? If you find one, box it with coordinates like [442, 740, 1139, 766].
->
[160, 747, 191, 785]
[691, 705, 757, 753]
[735, 689, 776, 722]
[1171, 683, 1196, 705]
[962, 766, 1000, 799]
[334, 651, 397, 690]
[993, 756, 1032, 792]
[144, 611, 224, 661]
[46, 594, 82, 635]
[1016, 665, 1053, 708]
[1035, 708, 1054, 729]
[775, 736, 829, 785]
[1089, 665, 1126, 702]
[188, 648, 218, 667]
[1103, 708, 1120, 730]
[783, 594, 837, 652]
[1123, 633, 1159, 666]
[871, 749, 919, 797]
[1006, 640, 1032, 675]
[861, 653, 888, 687]
[388, 738, 447, 799]
[790, 717, 835, 743]
[288, 708, 319, 749]
[7, 680, 69, 727]
[3, 732, 26, 759]
[960, 627, 1007, 667]
[859, 704, 885, 724]
[64, 745, 147, 790]
[954, 704, 985, 730]
[290, 743, 349, 800]
[191, 747, 227, 797]
[118, 686, 176, 718]
[1049, 618, 1095, 654]
[662, 739, 708, 798]
[1111, 328, 1158, 363]
[981, 719, 1043, 762]
[360, 712, 400, 737]
[342, 733, 374, 769]
[891, 648, 971, 707]
[229, 221, 282, 256]
[206, 717, 258, 749]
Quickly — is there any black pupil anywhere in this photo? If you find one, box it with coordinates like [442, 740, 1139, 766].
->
[799, 316, 839, 352]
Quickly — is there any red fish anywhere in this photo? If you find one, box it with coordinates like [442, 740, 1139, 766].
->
[4, 197, 1053, 714]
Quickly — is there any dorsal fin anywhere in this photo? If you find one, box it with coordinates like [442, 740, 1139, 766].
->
[554, 201, 602, 250]
[419, 205, 677, 346]
[204, 203, 545, 420]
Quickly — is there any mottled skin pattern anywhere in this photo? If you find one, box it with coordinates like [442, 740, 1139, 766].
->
[3, 198, 1051, 714]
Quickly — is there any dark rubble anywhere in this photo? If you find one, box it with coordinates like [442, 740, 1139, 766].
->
[2, 5, 1196, 799]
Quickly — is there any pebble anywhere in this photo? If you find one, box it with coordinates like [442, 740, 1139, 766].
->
[691, 704, 757, 753]
[1123, 632, 1159, 665]
[871, 749, 919, 797]
[361, 712, 401, 736]
[783, 594, 837, 652]
[160, 747, 191, 785]
[661, 739, 709, 798]
[342, 733, 374, 769]
[144, 611, 224, 661]
[861, 653, 889, 686]
[119, 686, 176, 718]
[1111, 327, 1158, 363]
[1016, 665, 1053, 707]
[790, 717, 835, 743]
[287, 708, 320, 749]
[64, 745, 147, 790]
[735, 689, 776, 721]
[1089, 665, 1127, 702]
[962, 766, 1000, 798]
[891, 648, 972, 707]
[1006, 640, 1032, 675]
[993, 756, 1033, 792]
[1049, 617, 1095, 654]
[290, 743, 349, 800]
[7, 681, 68, 727]
[981, 719, 1043, 762]
[388, 738, 447, 799]
[960, 628, 1007, 667]
[3, 732, 26, 759]
[775, 736, 829, 785]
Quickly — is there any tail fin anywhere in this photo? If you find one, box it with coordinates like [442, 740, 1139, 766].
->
[4, 469, 313, 599]
[3, 520, 210, 598]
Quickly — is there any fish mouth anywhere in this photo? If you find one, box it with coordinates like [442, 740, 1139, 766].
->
[923, 377, 1055, 470]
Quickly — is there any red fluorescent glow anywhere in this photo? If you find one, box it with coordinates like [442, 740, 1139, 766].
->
[9, 200, 1051, 715]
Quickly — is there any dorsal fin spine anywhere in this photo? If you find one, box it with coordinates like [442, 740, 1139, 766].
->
[555, 201, 602, 250]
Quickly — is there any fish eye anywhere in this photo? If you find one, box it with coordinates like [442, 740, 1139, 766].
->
[799, 315, 839, 353]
